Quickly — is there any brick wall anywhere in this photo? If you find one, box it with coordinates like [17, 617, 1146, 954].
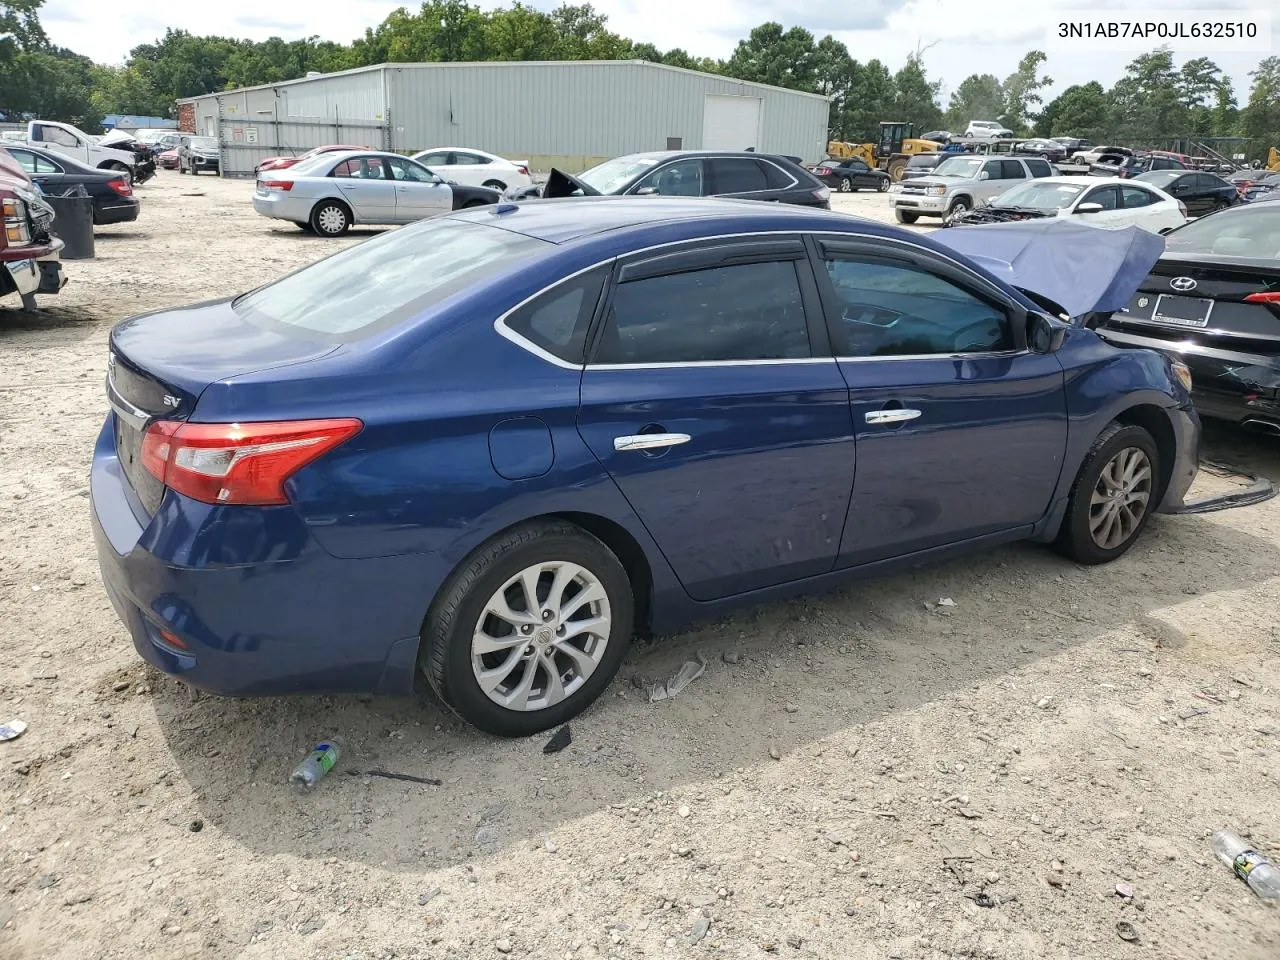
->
[177, 103, 195, 134]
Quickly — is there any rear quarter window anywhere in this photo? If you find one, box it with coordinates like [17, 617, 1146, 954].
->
[503, 268, 608, 364]
[233, 218, 550, 341]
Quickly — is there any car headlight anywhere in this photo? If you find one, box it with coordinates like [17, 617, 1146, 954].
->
[1170, 359, 1193, 393]
[928, 186, 946, 197]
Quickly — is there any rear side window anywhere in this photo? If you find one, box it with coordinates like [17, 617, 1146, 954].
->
[594, 261, 810, 364]
[1000, 160, 1026, 180]
[418, 151, 450, 166]
[1025, 158, 1052, 178]
[711, 158, 770, 194]
[234, 218, 550, 339]
[504, 269, 607, 364]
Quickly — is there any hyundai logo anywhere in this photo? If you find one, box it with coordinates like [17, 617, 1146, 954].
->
[1170, 276, 1198, 292]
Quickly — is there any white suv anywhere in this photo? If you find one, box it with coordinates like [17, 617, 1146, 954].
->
[965, 120, 1014, 139]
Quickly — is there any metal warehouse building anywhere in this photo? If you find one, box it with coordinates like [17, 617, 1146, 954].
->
[177, 61, 831, 178]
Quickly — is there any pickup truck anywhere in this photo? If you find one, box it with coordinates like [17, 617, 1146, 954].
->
[16, 121, 138, 175]
[0, 149, 66, 311]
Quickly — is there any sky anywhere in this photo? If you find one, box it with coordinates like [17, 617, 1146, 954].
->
[38, 0, 1279, 105]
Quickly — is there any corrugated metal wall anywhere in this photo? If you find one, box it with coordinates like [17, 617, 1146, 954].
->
[385, 62, 829, 168]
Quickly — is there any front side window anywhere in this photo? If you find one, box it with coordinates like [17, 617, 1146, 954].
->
[578, 156, 660, 194]
[387, 157, 434, 182]
[633, 158, 704, 197]
[594, 260, 811, 364]
[1082, 185, 1120, 210]
[35, 125, 78, 147]
[711, 158, 770, 194]
[982, 160, 1003, 179]
[824, 258, 1012, 357]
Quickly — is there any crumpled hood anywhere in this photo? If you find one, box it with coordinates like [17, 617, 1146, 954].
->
[931, 219, 1166, 319]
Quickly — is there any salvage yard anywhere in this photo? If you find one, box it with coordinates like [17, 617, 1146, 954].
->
[2, 175, 1280, 960]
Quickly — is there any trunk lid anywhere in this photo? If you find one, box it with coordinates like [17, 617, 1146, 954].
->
[107, 299, 336, 515]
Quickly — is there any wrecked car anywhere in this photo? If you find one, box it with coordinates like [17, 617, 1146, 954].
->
[947, 176, 1186, 234]
[0, 148, 65, 311]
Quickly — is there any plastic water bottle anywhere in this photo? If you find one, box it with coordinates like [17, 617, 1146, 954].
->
[1212, 829, 1280, 900]
[290, 740, 341, 791]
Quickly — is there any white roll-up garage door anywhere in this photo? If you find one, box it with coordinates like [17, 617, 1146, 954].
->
[702, 95, 762, 151]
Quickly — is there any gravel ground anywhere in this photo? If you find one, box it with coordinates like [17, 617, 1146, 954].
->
[2, 175, 1278, 960]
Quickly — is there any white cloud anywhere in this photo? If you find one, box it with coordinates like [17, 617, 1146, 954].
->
[40, 0, 1275, 104]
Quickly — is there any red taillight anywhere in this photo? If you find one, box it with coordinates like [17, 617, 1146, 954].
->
[516, 165, 529, 176]
[1178, 201, 1188, 218]
[259, 179, 293, 191]
[108, 178, 132, 197]
[1244, 292, 1280, 304]
[815, 166, 832, 175]
[141, 418, 363, 505]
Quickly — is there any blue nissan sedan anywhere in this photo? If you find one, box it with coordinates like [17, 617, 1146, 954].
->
[93, 198, 1200, 736]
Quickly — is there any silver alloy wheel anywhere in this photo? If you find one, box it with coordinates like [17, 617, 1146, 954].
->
[839, 178, 852, 192]
[877, 178, 889, 192]
[1088, 446, 1152, 550]
[471, 561, 612, 712]
[317, 204, 347, 235]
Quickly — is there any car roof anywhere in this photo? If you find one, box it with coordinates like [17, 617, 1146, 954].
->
[460, 196, 864, 244]
[419, 147, 498, 155]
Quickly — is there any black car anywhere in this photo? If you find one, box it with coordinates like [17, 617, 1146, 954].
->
[1014, 139, 1068, 163]
[919, 130, 953, 144]
[521, 151, 831, 208]
[1134, 170, 1238, 217]
[1053, 137, 1093, 154]
[1, 145, 139, 225]
[900, 153, 944, 181]
[1092, 203, 1280, 433]
[811, 157, 890, 193]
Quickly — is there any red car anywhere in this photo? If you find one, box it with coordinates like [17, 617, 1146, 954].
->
[256, 144, 369, 174]
[157, 148, 179, 170]
[0, 148, 65, 311]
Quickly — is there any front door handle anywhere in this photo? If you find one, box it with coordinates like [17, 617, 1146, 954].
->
[865, 409, 921, 425]
[614, 433, 691, 452]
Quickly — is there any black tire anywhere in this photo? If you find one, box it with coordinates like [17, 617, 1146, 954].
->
[1213, 200, 1230, 212]
[309, 199, 351, 237]
[894, 208, 920, 224]
[1054, 423, 1161, 565]
[482, 179, 507, 190]
[838, 177, 853, 193]
[178, 163, 188, 175]
[294, 221, 313, 232]
[877, 177, 890, 192]
[947, 197, 972, 220]
[421, 520, 634, 737]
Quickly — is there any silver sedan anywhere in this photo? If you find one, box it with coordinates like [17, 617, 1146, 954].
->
[252, 150, 500, 236]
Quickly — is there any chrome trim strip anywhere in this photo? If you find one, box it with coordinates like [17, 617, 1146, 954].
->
[865, 408, 921, 424]
[493, 229, 1022, 371]
[106, 375, 150, 430]
[614, 432, 691, 451]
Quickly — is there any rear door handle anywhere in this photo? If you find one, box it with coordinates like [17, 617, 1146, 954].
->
[614, 433, 690, 452]
[865, 409, 921, 425]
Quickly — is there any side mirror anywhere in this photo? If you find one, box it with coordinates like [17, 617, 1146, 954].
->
[978, 171, 990, 180]
[1028, 313, 1067, 354]
[1075, 202, 1104, 214]
[635, 186, 658, 196]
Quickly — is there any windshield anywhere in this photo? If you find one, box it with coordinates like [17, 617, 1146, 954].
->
[932, 156, 983, 178]
[1135, 170, 1181, 188]
[188, 137, 218, 150]
[992, 180, 1086, 210]
[1164, 206, 1280, 260]
[234, 218, 550, 339]
[576, 156, 659, 194]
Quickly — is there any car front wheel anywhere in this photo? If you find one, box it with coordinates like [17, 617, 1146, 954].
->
[421, 521, 634, 736]
[1054, 423, 1161, 564]
[894, 208, 920, 224]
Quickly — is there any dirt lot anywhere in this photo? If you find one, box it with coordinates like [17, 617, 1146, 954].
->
[2, 175, 1279, 960]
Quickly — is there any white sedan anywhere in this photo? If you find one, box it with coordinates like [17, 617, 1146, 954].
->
[410, 147, 533, 191]
[252, 150, 500, 236]
[958, 177, 1187, 233]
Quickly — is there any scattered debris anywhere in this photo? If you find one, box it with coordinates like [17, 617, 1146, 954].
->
[786, 935, 803, 948]
[543, 726, 572, 755]
[1212, 829, 1280, 899]
[966, 892, 995, 908]
[1116, 882, 1133, 899]
[344, 768, 443, 785]
[189, 819, 203, 833]
[1178, 707, 1210, 721]
[650, 652, 707, 702]
[678, 805, 691, 819]
[112, 680, 130, 692]
[784, 703, 799, 714]
[690, 913, 711, 944]
[36, 873, 60, 889]
[937, 597, 956, 607]
[721, 650, 741, 665]
[1046, 872, 1067, 889]
[0, 718, 27, 742]
[544, 839, 558, 854]
[495, 937, 514, 953]
[476, 826, 500, 845]
[1035, 697, 1052, 710]
[769, 745, 781, 761]
[957, 807, 982, 820]
[1116, 920, 1140, 943]
[290, 741, 341, 791]
[418, 887, 441, 906]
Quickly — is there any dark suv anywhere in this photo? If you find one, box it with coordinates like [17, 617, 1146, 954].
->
[1092, 153, 1185, 179]
[518, 151, 831, 208]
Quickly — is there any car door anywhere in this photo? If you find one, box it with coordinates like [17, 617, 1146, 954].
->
[1078, 184, 1127, 227]
[576, 238, 856, 601]
[386, 156, 452, 220]
[330, 156, 397, 223]
[707, 157, 776, 200]
[973, 159, 1006, 202]
[448, 150, 493, 187]
[1187, 174, 1218, 215]
[813, 240, 1068, 567]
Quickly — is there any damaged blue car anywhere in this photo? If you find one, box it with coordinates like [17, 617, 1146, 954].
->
[95, 199, 1248, 736]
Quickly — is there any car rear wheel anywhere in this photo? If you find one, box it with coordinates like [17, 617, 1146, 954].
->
[482, 179, 507, 190]
[894, 209, 920, 224]
[1054, 423, 1161, 565]
[1213, 200, 1230, 212]
[310, 200, 351, 237]
[421, 520, 634, 736]
[839, 178, 853, 193]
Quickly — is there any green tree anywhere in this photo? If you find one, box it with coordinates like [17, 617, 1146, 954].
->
[1043, 81, 1110, 141]
[1177, 56, 1224, 137]
[723, 22, 819, 91]
[483, 4, 560, 61]
[1002, 50, 1051, 133]
[1240, 56, 1280, 161]
[891, 54, 941, 132]
[2, 47, 97, 126]
[1108, 48, 1186, 144]
[837, 58, 895, 142]
[944, 74, 1004, 132]
[548, 4, 630, 60]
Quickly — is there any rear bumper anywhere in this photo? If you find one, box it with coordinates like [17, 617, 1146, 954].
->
[252, 193, 312, 223]
[95, 198, 140, 225]
[2, 241, 64, 302]
[90, 415, 431, 698]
